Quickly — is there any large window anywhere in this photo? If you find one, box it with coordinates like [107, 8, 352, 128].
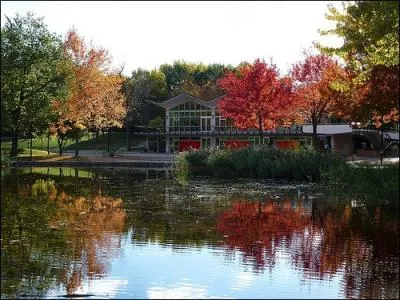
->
[215, 111, 234, 131]
[169, 101, 211, 132]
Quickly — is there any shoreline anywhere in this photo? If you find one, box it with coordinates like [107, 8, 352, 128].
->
[7, 152, 177, 168]
[4, 152, 399, 168]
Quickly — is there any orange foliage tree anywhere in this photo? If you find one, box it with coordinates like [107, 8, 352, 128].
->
[217, 59, 295, 142]
[291, 54, 347, 150]
[50, 29, 126, 155]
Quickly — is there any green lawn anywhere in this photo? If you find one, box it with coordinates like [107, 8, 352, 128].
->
[1, 132, 146, 157]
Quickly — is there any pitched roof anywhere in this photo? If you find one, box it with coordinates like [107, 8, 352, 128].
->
[145, 92, 225, 110]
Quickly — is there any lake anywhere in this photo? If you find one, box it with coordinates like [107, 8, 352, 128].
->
[1, 167, 399, 299]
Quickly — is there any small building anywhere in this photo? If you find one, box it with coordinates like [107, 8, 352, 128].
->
[136, 93, 355, 155]
[302, 124, 354, 155]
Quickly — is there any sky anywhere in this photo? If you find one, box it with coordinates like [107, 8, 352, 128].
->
[0, 1, 343, 76]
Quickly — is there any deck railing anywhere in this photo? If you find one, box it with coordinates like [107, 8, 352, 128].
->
[131, 126, 307, 136]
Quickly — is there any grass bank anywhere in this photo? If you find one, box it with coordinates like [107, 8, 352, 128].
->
[0, 132, 145, 157]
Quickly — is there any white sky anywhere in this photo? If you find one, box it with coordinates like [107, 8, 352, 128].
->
[0, 1, 343, 76]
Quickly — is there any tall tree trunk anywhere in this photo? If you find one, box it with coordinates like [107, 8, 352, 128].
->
[74, 137, 79, 158]
[58, 138, 63, 156]
[10, 131, 19, 157]
[47, 134, 50, 155]
[107, 128, 111, 153]
[258, 116, 264, 145]
[312, 120, 318, 151]
[30, 132, 33, 161]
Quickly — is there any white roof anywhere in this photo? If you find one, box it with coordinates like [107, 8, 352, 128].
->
[302, 124, 353, 135]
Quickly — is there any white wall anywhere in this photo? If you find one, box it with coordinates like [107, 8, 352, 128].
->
[302, 124, 352, 135]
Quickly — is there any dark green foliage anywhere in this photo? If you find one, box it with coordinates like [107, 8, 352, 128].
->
[176, 147, 346, 182]
[321, 162, 399, 202]
[1, 12, 71, 156]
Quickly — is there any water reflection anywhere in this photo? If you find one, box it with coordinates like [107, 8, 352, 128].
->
[217, 198, 399, 299]
[1, 169, 127, 298]
[1, 167, 398, 299]
[217, 198, 312, 273]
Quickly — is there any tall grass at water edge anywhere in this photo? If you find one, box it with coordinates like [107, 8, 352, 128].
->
[175, 147, 399, 202]
[175, 147, 345, 181]
[320, 162, 399, 202]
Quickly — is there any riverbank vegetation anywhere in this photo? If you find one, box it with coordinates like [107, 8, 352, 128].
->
[176, 147, 345, 181]
[175, 147, 399, 199]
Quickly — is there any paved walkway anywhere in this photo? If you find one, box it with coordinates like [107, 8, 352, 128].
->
[345, 154, 399, 165]
[10, 151, 178, 168]
[9, 149, 398, 167]
[62, 150, 177, 162]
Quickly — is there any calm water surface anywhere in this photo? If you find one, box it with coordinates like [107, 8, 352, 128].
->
[1, 167, 399, 299]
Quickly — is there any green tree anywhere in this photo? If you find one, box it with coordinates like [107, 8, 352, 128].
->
[159, 60, 195, 96]
[123, 68, 167, 149]
[316, 1, 399, 125]
[1, 12, 70, 156]
[318, 1, 399, 75]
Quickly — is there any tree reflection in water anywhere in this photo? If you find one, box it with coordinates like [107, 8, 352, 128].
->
[217, 197, 399, 299]
[217, 198, 311, 273]
[48, 186, 127, 295]
[1, 168, 398, 299]
[1, 171, 127, 297]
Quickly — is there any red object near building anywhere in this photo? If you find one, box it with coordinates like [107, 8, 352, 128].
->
[225, 140, 251, 149]
[275, 140, 300, 149]
[179, 140, 201, 152]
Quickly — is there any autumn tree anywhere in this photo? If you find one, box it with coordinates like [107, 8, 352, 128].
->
[317, 1, 399, 127]
[362, 65, 399, 127]
[217, 59, 294, 142]
[63, 30, 126, 131]
[51, 29, 126, 155]
[1, 13, 70, 156]
[291, 54, 346, 150]
[48, 116, 86, 156]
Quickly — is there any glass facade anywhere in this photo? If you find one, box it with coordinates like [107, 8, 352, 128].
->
[169, 102, 211, 132]
[163, 99, 312, 153]
[215, 111, 234, 132]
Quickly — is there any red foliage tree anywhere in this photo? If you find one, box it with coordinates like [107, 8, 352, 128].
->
[217, 59, 295, 142]
[291, 54, 346, 150]
[361, 64, 399, 128]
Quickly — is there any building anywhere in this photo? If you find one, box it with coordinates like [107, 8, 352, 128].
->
[134, 92, 362, 155]
[140, 93, 313, 153]
[302, 124, 354, 156]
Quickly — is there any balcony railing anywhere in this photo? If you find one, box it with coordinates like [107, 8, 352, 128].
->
[131, 126, 307, 136]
